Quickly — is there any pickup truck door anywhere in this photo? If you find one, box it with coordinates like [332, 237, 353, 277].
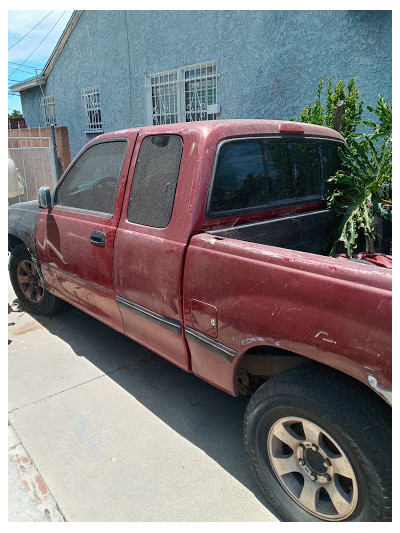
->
[36, 134, 137, 330]
[113, 132, 191, 371]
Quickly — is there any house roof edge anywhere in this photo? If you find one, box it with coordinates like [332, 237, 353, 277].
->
[10, 11, 83, 94]
[42, 10, 83, 77]
[10, 76, 46, 92]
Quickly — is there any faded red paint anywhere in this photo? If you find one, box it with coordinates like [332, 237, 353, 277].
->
[15, 453, 27, 464]
[34, 120, 392, 404]
[35, 475, 47, 496]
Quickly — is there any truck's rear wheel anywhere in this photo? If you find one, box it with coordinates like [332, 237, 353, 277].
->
[9, 244, 62, 315]
[243, 365, 391, 521]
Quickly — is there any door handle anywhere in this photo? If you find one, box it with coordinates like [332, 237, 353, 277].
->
[90, 230, 106, 247]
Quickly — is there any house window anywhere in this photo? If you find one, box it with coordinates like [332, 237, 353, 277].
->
[82, 86, 103, 133]
[148, 71, 179, 125]
[40, 96, 56, 126]
[147, 61, 219, 125]
[183, 62, 218, 121]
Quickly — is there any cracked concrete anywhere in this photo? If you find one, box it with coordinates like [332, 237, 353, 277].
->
[8, 278, 278, 522]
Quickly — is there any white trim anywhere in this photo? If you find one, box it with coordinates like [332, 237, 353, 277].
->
[10, 76, 46, 93]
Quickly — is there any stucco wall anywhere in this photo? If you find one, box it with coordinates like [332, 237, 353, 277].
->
[20, 86, 42, 128]
[20, 10, 392, 158]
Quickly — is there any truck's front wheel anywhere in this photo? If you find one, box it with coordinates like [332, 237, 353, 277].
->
[243, 365, 391, 521]
[9, 244, 62, 315]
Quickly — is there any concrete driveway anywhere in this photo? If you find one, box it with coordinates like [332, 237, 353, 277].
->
[8, 278, 278, 522]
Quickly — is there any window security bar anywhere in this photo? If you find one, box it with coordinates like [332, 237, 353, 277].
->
[83, 86, 103, 133]
[146, 61, 219, 125]
[40, 96, 56, 126]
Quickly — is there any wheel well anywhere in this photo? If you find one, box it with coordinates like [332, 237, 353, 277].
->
[8, 234, 24, 253]
[236, 345, 309, 395]
[236, 345, 389, 409]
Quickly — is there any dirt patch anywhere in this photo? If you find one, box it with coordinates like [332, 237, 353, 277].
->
[12, 321, 45, 336]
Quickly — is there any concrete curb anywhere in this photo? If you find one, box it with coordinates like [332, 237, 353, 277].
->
[8, 425, 65, 522]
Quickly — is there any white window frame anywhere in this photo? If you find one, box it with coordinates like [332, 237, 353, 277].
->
[40, 95, 56, 126]
[82, 86, 103, 133]
[146, 61, 219, 125]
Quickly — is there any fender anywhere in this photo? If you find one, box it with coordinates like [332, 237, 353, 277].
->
[8, 201, 45, 282]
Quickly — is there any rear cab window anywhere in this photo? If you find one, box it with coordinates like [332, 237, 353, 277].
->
[206, 137, 343, 218]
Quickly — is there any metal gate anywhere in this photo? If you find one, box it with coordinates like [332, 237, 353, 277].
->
[8, 123, 58, 206]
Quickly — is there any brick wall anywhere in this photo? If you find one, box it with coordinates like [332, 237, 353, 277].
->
[8, 118, 26, 129]
[8, 126, 71, 174]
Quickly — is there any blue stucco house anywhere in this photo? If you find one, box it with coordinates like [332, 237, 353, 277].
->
[11, 10, 392, 158]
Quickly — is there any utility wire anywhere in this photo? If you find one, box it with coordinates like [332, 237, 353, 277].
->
[8, 68, 42, 79]
[8, 67, 41, 77]
[8, 11, 66, 78]
[8, 61, 39, 69]
[8, 11, 54, 50]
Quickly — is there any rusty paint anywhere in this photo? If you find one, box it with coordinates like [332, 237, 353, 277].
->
[22, 480, 30, 492]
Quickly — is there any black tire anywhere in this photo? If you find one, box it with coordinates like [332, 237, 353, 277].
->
[9, 244, 62, 316]
[244, 365, 391, 522]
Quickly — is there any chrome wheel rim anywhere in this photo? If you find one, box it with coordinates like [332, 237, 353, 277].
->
[267, 416, 358, 521]
[16, 259, 45, 303]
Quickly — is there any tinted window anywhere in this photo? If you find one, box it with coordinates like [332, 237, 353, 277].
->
[56, 141, 128, 215]
[207, 138, 342, 217]
[321, 141, 343, 188]
[128, 135, 183, 228]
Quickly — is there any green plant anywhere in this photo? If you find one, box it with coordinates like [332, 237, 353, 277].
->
[293, 76, 364, 142]
[325, 95, 392, 257]
[8, 109, 23, 119]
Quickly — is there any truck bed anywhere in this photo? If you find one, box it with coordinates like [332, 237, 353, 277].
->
[183, 230, 392, 396]
[208, 209, 335, 255]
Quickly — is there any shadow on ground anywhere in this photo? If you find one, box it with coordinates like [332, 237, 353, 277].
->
[29, 303, 276, 516]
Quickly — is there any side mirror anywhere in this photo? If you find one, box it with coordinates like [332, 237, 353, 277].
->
[38, 186, 52, 209]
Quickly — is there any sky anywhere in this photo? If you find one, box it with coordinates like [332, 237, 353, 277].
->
[8, 10, 74, 114]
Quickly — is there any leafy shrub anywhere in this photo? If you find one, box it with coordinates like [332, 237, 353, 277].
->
[324, 95, 392, 256]
[293, 76, 364, 142]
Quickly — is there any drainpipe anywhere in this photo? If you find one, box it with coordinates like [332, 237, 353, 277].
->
[50, 124, 61, 183]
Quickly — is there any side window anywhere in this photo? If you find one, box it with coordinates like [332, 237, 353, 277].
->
[56, 140, 128, 215]
[207, 139, 321, 217]
[127, 135, 183, 228]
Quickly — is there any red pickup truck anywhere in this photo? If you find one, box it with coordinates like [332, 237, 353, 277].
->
[8, 120, 391, 522]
